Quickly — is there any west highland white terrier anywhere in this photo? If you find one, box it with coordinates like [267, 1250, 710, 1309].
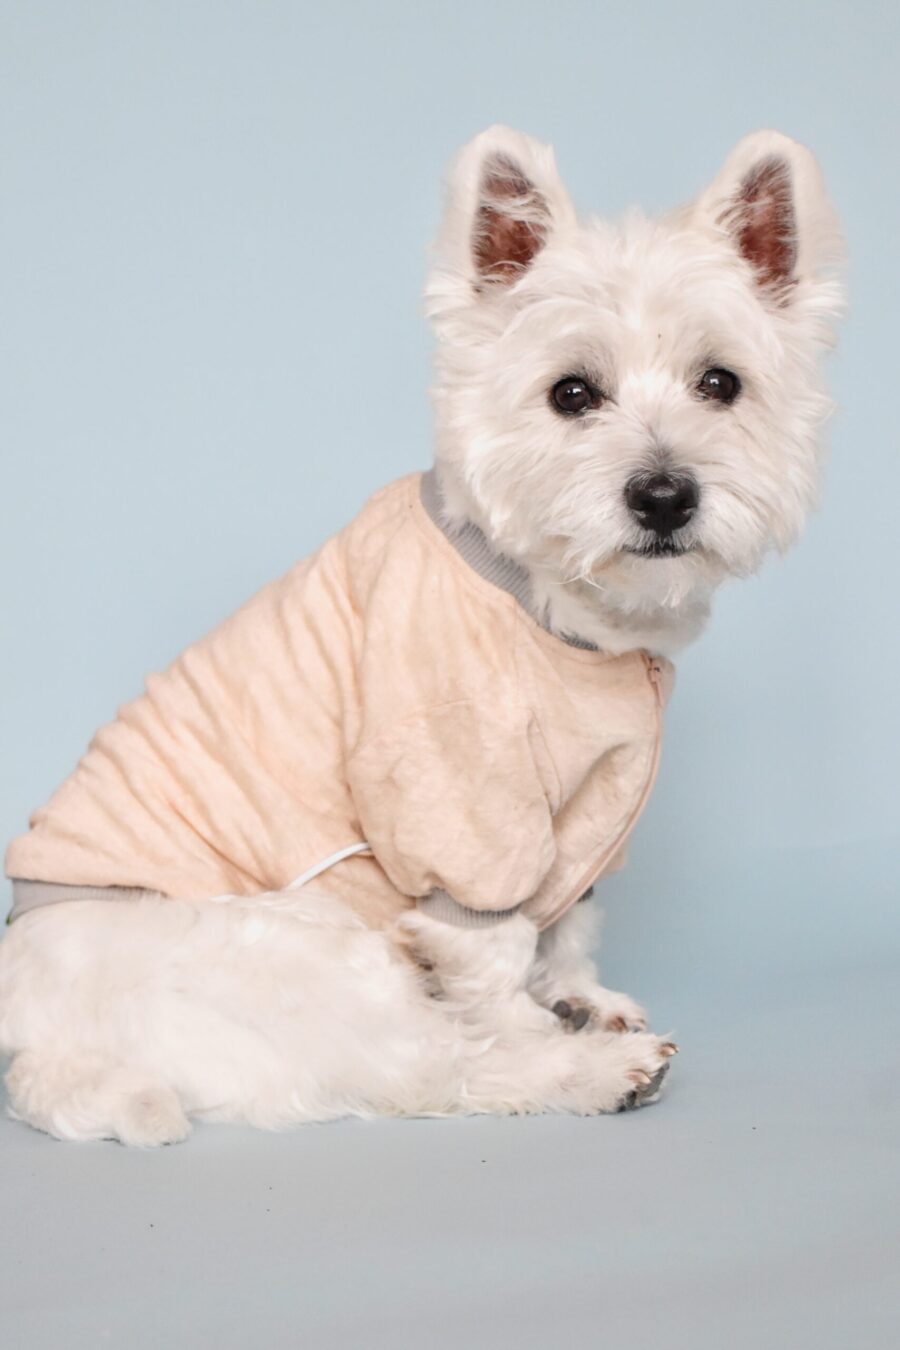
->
[0, 127, 843, 1143]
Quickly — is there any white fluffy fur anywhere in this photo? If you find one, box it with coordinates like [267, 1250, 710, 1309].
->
[0, 127, 842, 1143]
[0, 898, 674, 1141]
[429, 126, 843, 654]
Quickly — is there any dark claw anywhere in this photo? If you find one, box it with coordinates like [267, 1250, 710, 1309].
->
[645, 1063, 670, 1095]
[618, 1090, 639, 1112]
[552, 1000, 572, 1020]
[570, 1007, 591, 1031]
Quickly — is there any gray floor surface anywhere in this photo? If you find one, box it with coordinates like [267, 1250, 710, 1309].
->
[2, 848, 897, 1350]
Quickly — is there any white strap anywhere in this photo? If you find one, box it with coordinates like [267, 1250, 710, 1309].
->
[286, 842, 373, 890]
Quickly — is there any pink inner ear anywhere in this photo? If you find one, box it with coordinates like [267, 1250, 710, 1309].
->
[733, 157, 797, 291]
[473, 155, 548, 284]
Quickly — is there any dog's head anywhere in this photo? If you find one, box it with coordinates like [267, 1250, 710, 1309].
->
[426, 127, 843, 650]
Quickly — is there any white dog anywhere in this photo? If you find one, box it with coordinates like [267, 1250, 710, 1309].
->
[0, 127, 843, 1144]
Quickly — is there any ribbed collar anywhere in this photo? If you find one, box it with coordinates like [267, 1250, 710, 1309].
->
[420, 469, 598, 652]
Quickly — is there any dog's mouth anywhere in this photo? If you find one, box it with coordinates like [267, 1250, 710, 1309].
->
[625, 538, 695, 559]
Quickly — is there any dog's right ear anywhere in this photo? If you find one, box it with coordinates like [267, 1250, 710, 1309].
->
[430, 126, 576, 295]
[694, 130, 844, 310]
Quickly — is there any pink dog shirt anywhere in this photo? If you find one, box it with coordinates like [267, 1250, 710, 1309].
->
[6, 473, 671, 932]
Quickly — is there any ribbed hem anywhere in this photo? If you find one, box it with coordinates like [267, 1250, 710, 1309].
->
[416, 889, 523, 928]
[7, 879, 164, 925]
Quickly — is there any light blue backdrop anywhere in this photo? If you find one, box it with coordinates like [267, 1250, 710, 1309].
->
[0, 5, 897, 1349]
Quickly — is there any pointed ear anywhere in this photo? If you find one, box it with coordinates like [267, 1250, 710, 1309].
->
[696, 130, 842, 301]
[433, 125, 576, 291]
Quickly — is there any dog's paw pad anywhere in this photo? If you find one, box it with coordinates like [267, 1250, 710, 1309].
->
[552, 997, 595, 1032]
[551, 989, 648, 1034]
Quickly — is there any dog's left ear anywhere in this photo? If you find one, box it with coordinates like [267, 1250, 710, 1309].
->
[431, 125, 577, 294]
[696, 130, 843, 305]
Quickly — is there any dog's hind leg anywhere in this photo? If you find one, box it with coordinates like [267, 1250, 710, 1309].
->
[460, 1027, 678, 1116]
[5, 1050, 191, 1146]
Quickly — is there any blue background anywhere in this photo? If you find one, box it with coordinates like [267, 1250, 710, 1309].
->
[1, 3, 897, 1347]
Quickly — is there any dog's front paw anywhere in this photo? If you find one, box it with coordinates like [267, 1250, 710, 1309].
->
[551, 987, 648, 1034]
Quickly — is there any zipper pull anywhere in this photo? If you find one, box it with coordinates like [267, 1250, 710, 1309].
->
[644, 653, 671, 707]
[644, 654, 665, 706]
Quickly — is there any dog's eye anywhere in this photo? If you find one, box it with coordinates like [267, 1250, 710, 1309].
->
[550, 376, 599, 415]
[697, 368, 741, 404]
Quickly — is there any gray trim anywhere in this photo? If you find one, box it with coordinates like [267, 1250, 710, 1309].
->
[7, 878, 164, 925]
[417, 889, 523, 928]
[420, 470, 597, 652]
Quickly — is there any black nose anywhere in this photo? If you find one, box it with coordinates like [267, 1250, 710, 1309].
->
[624, 473, 699, 536]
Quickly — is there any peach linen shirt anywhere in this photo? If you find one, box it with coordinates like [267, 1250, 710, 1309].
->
[6, 473, 671, 932]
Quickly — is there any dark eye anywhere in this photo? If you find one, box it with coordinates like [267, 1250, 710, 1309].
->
[697, 367, 741, 405]
[550, 376, 600, 416]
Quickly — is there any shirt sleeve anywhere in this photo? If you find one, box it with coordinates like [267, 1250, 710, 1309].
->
[346, 700, 557, 913]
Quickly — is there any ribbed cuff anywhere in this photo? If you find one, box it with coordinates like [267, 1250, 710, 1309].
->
[416, 889, 523, 928]
[8, 879, 164, 925]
